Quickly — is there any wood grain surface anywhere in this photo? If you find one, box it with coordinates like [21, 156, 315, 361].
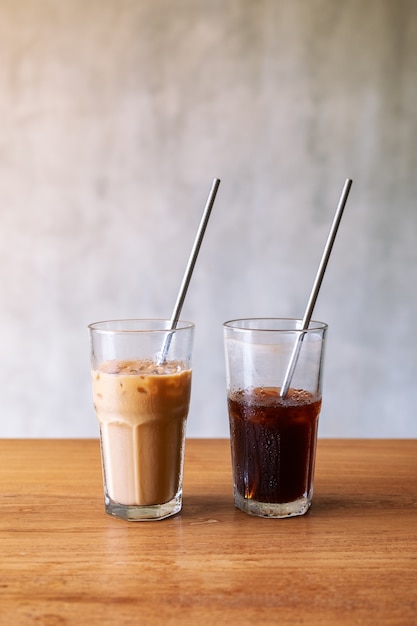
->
[0, 439, 416, 625]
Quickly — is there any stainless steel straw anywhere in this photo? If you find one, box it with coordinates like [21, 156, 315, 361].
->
[280, 178, 353, 397]
[158, 178, 221, 363]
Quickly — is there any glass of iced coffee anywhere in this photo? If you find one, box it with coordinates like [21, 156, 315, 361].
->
[89, 319, 194, 521]
[223, 318, 327, 519]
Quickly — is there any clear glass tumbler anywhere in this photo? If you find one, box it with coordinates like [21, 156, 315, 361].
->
[224, 318, 327, 518]
[89, 319, 194, 521]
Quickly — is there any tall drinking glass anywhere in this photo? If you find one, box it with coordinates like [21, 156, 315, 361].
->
[224, 318, 327, 518]
[89, 319, 194, 521]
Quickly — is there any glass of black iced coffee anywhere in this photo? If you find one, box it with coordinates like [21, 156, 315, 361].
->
[223, 318, 327, 519]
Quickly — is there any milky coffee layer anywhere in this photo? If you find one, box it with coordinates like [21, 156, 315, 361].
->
[92, 359, 192, 506]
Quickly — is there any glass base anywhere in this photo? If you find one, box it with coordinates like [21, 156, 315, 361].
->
[104, 492, 182, 521]
[234, 490, 311, 519]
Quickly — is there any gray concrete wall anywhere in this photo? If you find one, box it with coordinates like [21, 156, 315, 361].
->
[1, 0, 416, 437]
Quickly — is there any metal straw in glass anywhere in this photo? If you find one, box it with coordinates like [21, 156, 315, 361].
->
[280, 178, 353, 397]
[158, 178, 221, 364]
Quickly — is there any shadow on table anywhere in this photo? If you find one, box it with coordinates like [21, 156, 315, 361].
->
[181, 492, 235, 522]
[180, 486, 415, 524]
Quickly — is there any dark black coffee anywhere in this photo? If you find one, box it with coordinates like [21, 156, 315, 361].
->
[228, 387, 321, 504]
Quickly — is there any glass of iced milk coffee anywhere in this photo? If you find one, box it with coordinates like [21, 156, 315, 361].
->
[224, 318, 327, 519]
[89, 319, 194, 521]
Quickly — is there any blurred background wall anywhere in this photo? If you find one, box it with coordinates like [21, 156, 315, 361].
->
[1, 0, 416, 438]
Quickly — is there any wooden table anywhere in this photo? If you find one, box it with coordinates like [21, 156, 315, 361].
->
[1, 439, 416, 625]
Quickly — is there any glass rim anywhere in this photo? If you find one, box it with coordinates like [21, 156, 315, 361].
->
[223, 317, 328, 333]
[88, 318, 195, 334]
